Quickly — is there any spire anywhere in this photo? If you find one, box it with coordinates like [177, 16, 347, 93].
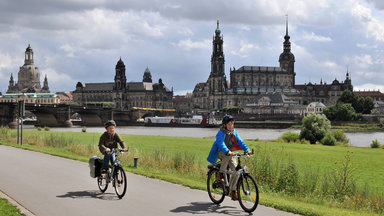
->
[346, 65, 350, 79]
[284, 14, 291, 51]
[215, 19, 221, 35]
[42, 74, 50, 92]
[285, 14, 288, 37]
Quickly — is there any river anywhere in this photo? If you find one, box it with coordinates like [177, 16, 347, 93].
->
[34, 125, 384, 148]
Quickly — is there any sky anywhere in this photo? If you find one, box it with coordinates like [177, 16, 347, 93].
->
[1, 0, 384, 96]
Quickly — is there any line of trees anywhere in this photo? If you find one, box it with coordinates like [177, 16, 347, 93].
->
[323, 90, 374, 121]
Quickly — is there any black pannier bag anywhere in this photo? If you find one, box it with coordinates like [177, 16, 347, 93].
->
[89, 156, 102, 178]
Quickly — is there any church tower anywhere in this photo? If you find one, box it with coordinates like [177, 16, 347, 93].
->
[8, 73, 15, 90]
[279, 16, 296, 86]
[41, 74, 50, 92]
[206, 20, 228, 110]
[7, 44, 43, 93]
[208, 20, 227, 94]
[114, 57, 127, 91]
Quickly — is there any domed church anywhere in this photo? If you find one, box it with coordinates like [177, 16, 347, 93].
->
[7, 44, 50, 93]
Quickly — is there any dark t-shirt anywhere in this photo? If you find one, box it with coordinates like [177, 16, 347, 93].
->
[98, 132, 126, 154]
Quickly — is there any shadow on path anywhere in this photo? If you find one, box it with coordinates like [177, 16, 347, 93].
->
[57, 190, 119, 201]
[170, 202, 252, 215]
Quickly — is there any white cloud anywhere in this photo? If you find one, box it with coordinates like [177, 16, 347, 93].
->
[231, 40, 259, 58]
[351, 1, 384, 42]
[354, 83, 384, 92]
[40, 68, 75, 90]
[301, 32, 332, 42]
[353, 54, 373, 68]
[59, 44, 76, 58]
[173, 38, 210, 50]
[0, 53, 13, 69]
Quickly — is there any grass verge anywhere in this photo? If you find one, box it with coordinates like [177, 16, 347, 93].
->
[0, 128, 383, 216]
[0, 198, 24, 216]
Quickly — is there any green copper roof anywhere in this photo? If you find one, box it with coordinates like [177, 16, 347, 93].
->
[215, 20, 221, 34]
[144, 67, 151, 74]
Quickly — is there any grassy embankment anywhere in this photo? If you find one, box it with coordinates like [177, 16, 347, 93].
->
[0, 127, 383, 216]
[0, 198, 24, 216]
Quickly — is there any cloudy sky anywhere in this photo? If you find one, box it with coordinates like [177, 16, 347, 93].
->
[1, 0, 384, 95]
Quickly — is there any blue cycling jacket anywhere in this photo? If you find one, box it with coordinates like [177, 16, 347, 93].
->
[207, 129, 250, 165]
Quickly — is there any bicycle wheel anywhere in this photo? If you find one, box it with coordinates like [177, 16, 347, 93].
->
[97, 175, 108, 193]
[237, 173, 259, 213]
[207, 169, 225, 204]
[114, 167, 127, 199]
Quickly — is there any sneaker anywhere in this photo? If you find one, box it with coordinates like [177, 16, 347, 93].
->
[231, 191, 238, 200]
[216, 173, 224, 182]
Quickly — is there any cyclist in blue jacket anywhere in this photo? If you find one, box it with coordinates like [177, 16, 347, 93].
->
[207, 115, 252, 200]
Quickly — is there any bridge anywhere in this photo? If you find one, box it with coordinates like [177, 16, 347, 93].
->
[0, 103, 174, 128]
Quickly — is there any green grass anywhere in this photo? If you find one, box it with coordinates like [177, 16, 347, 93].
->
[0, 128, 383, 216]
[0, 198, 24, 216]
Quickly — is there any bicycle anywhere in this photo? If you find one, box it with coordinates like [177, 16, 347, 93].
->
[96, 148, 128, 199]
[207, 151, 259, 213]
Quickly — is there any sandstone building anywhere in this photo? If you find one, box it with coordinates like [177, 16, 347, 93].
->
[7, 44, 50, 93]
[192, 20, 353, 113]
[72, 58, 173, 109]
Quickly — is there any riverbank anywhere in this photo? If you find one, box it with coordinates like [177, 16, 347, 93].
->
[0, 128, 382, 216]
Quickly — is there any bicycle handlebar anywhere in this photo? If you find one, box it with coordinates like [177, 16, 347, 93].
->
[111, 147, 129, 154]
[233, 149, 254, 158]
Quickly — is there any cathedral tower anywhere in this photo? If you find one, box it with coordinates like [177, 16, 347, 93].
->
[208, 20, 227, 94]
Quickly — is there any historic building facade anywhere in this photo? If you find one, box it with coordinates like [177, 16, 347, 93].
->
[72, 59, 173, 109]
[7, 44, 50, 93]
[192, 20, 353, 113]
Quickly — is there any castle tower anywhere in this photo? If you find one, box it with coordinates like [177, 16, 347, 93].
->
[279, 15, 296, 86]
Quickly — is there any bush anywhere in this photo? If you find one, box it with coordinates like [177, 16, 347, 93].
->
[37, 127, 42, 131]
[81, 126, 87, 133]
[300, 113, 331, 144]
[331, 130, 349, 145]
[371, 139, 381, 148]
[321, 133, 337, 146]
[280, 131, 300, 143]
[44, 126, 50, 131]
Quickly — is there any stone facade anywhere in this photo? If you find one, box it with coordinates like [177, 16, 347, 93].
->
[72, 58, 173, 109]
[0, 93, 60, 104]
[7, 44, 50, 93]
[192, 19, 353, 113]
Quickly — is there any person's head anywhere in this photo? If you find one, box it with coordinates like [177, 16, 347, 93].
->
[222, 115, 234, 131]
[104, 120, 116, 134]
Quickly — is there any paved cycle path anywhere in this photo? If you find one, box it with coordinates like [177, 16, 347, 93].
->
[0, 145, 299, 216]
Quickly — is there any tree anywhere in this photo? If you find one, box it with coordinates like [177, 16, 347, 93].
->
[337, 90, 357, 106]
[362, 96, 374, 114]
[300, 113, 331, 144]
[323, 105, 337, 121]
[335, 103, 357, 121]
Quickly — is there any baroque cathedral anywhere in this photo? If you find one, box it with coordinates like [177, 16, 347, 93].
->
[192, 19, 352, 112]
[72, 58, 173, 109]
[7, 44, 50, 93]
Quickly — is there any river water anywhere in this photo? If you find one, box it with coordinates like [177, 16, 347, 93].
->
[39, 125, 384, 148]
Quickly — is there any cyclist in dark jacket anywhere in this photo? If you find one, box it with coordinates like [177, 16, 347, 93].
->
[98, 120, 127, 172]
